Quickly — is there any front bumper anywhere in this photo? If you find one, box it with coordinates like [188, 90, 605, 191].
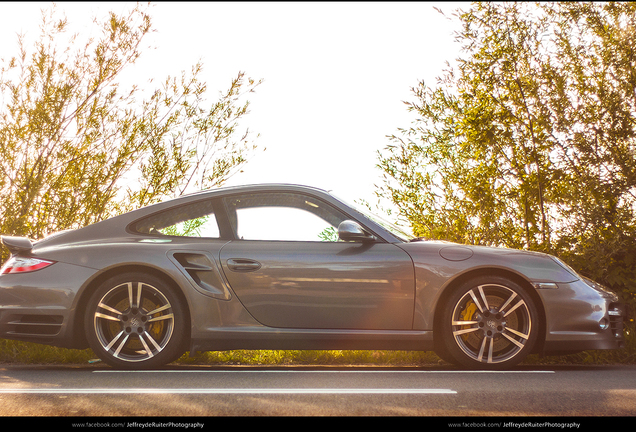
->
[538, 279, 626, 355]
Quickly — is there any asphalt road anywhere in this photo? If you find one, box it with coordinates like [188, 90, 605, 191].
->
[0, 364, 635, 419]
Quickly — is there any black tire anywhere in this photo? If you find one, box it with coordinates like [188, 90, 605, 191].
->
[85, 272, 188, 369]
[438, 276, 539, 369]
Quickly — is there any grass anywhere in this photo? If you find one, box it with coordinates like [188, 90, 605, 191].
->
[1, 338, 635, 367]
[0, 340, 443, 366]
[1, 321, 633, 367]
[0, 340, 95, 365]
[179, 349, 443, 366]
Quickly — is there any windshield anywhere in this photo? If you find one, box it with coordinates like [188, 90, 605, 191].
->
[331, 194, 416, 242]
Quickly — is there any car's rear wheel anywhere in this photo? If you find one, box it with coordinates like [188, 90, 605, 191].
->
[85, 273, 187, 369]
[439, 276, 538, 369]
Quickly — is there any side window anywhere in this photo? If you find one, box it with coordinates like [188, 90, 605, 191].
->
[132, 199, 220, 238]
[224, 193, 348, 242]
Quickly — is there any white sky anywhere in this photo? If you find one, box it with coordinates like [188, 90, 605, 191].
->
[0, 1, 464, 217]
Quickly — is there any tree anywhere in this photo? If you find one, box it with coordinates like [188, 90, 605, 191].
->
[377, 2, 636, 308]
[0, 4, 261, 263]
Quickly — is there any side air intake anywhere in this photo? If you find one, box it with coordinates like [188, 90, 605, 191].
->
[170, 252, 232, 300]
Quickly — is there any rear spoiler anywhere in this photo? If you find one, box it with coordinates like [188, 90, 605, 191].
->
[0, 236, 33, 255]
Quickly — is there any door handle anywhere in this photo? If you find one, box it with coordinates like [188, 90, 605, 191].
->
[227, 258, 262, 272]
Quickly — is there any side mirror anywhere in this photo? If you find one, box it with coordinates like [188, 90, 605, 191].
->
[337, 220, 375, 242]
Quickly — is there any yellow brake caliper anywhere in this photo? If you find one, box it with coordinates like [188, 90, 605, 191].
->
[460, 301, 478, 341]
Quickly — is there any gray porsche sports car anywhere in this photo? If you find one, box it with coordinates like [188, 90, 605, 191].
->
[0, 184, 625, 369]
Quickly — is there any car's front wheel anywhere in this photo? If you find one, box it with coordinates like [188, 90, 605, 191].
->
[85, 273, 187, 369]
[438, 276, 539, 369]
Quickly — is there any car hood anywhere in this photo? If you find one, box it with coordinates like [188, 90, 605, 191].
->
[399, 240, 580, 284]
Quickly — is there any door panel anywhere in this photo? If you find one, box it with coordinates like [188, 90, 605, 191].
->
[220, 241, 415, 330]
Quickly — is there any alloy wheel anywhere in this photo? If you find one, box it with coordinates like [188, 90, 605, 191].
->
[449, 282, 534, 366]
[91, 280, 176, 364]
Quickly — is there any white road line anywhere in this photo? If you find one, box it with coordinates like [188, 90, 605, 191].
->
[93, 369, 554, 374]
[0, 388, 457, 394]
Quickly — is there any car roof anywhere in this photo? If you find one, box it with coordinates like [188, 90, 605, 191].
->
[34, 184, 367, 247]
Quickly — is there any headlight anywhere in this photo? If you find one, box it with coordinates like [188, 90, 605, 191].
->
[550, 257, 617, 299]
[582, 276, 618, 299]
[550, 256, 580, 280]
